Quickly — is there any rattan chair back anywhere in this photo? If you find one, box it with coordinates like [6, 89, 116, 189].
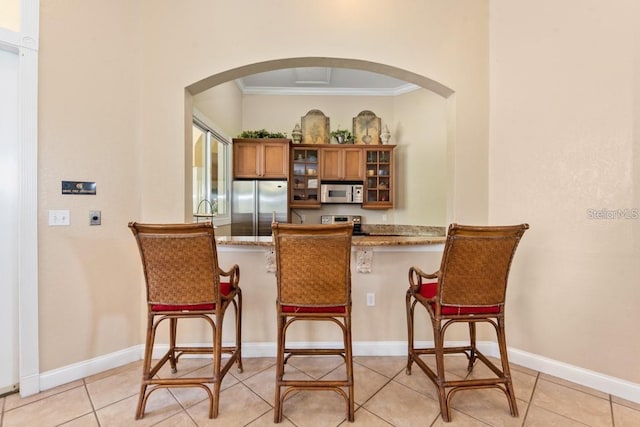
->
[129, 222, 221, 306]
[437, 223, 529, 308]
[273, 223, 353, 308]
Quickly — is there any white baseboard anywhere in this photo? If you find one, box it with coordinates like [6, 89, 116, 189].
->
[33, 340, 640, 404]
[38, 346, 142, 392]
[506, 347, 640, 403]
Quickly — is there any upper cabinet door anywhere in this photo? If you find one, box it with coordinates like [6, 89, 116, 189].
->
[233, 141, 259, 178]
[233, 138, 290, 179]
[342, 148, 364, 181]
[262, 141, 290, 178]
[319, 147, 341, 180]
[319, 146, 364, 181]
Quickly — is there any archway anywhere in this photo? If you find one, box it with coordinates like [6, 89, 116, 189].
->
[185, 57, 456, 226]
[187, 57, 454, 99]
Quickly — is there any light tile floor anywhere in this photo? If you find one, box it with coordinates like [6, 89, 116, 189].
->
[2, 355, 639, 426]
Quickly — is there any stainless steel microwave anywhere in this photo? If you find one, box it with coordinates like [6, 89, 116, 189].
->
[320, 183, 363, 204]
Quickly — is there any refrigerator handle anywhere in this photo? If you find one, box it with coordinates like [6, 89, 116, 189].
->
[253, 183, 259, 234]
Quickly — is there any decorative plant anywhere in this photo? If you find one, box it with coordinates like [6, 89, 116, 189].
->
[330, 127, 353, 144]
[238, 129, 287, 138]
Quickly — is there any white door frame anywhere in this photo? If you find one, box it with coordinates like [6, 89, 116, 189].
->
[0, 0, 41, 397]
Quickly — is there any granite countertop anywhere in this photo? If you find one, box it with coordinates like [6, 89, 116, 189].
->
[216, 225, 446, 247]
[360, 224, 445, 237]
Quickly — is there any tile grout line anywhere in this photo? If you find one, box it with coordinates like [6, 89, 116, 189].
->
[228, 375, 273, 427]
[233, 361, 289, 426]
[520, 371, 540, 426]
[610, 394, 615, 427]
[82, 378, 102, 427]
[166, 387, 201, 426]
[51, 379, 100, 427]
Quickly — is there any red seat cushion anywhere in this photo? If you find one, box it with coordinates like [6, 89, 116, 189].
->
[151, 282, 232, 312]
[419, 282, 500, 315]
[281, 305, 346, 314]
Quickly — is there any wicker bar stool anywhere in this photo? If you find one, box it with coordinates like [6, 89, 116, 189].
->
[128, 221, 242, 419]
[406, 223, 528, 422]
[272, 222, 355, 423]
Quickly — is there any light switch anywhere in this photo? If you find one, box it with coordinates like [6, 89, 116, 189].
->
[49, 210, 70, 226]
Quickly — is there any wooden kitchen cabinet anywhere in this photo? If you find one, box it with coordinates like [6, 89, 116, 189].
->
[319, 146, 364, 181]
[363, 146, 395, 209]
[232, 138, 290, 179]
[287, 143, 394, 208]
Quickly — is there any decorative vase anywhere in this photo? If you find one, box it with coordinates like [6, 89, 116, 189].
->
[380, 124, 391, 145]
[291, 123, 302, 144]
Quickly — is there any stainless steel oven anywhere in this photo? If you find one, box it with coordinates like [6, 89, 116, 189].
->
[320, 215, 367, 235]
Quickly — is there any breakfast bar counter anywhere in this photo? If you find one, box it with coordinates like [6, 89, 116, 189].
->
[216, 234, 446, 247]
[213, 225, 446, 357]
[216, 225, 446, 247]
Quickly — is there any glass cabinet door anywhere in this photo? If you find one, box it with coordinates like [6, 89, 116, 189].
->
[291, 147, 320, 207]
[364, 147, 393, 208]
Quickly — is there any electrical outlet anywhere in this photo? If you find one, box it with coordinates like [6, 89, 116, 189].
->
[89, 210, 101, 225]
[301, 214, 306, 223]
[49, 210, 70, 226]
[382, 214, 387, 222]
[366, 293, 375, 306]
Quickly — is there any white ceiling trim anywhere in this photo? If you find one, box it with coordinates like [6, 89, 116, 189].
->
[235, 80, 421, 97]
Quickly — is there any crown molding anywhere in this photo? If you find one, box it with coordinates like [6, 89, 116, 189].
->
[234, 79, 420, 97]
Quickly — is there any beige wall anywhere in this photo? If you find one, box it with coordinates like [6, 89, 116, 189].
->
[37, 0, 640, 387]
[193, 81, 243, 138]
[490, 0, 640, 381]
[39, 0, 144, 370]
[240, 94, 395, 139]
[394, 90, 448, 225]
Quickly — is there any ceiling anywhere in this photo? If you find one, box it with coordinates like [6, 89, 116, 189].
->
[235, 67, 420, 96]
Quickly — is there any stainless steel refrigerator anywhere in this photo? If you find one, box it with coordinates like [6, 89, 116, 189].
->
[231, 180, 288, 236]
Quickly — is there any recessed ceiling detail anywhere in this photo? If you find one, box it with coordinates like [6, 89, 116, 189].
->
[236, 67, 420, 96]
[294, 67, 331, 85]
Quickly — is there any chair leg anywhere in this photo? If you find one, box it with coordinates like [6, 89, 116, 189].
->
[136, 313, 155, 419]
[345, 314, 355, 422]
[135, 383, 148, 419]
[432, 319, 451, 422]
[169, 317, 178, 373]
[235, 292, 243, 373]
[274, 314, 285, 423]
[210, 312, 223, 418]
[467, 321, 477, 373]
[496, 317, 519, 417]
[405, 291, 415, 375]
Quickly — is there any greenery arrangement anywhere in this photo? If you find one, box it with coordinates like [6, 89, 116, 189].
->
[238, 129, 287, 138]
[330, 127, 353, 144]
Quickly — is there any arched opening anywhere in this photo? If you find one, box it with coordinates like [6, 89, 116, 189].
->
[185, 57, 455, 229]
[186, 57, 454, 98]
